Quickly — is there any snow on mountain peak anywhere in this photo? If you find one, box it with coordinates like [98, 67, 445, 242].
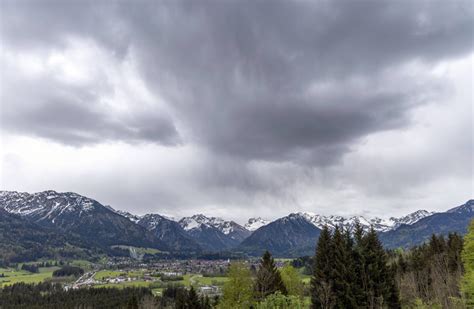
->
[244, 217, 270, 231]
[116, 209, 142, 223]
[0, 190, 100, 223]
[178, 214, 245, 235]
[288, 210, 435, 232]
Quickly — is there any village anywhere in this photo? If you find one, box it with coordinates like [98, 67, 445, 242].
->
[65, 257, 290, 297]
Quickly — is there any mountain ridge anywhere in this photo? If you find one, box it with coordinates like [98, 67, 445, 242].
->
[0, 190, 166, 251]
[1, 190, 471, 258]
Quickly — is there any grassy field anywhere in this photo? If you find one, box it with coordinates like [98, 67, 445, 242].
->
[192, 275, 228, 286]
[69, 260, 93, 269]
[0, 266, 61, 287]
[94, 270, 126, 280]
[95, 280, 152, 289]
[94, 269, 145, 281]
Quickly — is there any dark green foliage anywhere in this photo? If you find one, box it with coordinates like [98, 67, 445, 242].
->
[52, 265, 84, 277]
[331, 227, 357, 308]
[160, 285, 211, 309]
[21, 263, 39, 273]
[0, 282, 153, 308]
[290, 255, 313, 275]
[0, 209, 94, 263]
[254, 250, 287, 300]
[359, 227, 399, 308]
[311, 225, 400, 308]
[311, 226, 334, 308]
[160, 284, 188, 308]
[199, 294, 212, 309]
[187, 286, 201, 308]
[0, 283, 217, 309]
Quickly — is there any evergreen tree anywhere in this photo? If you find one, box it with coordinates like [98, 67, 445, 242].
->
[254, 251, 287, 300]
[385, 263, 401, 309]
[362, 227, 396, 308]
[311, 226, 334, 309]
[353, 222, 368, 306]
[331, 226, 357, 308]
[447, 232, 463, 273]
[187, 286, 201, 309]
[126, 295, 139, 309]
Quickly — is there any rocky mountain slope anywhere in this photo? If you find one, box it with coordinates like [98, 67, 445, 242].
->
[380, 200, 473, 248]
[1, 190, 471, 258]
[238, 213, 321, 257]
[244, 217, 270, 231]
[0, 191, 166, 251]
[137, 214, 201, 252]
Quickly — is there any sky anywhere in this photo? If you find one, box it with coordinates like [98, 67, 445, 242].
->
[0, 0, 473, 224]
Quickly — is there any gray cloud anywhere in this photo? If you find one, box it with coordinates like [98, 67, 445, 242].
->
[1, 0, 472, 158]
[123, 0, 472, 163]
[0, 0, 472, 220]
[0, 62, 180, 145]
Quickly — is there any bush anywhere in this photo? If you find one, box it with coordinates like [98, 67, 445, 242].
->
[255, 292, 307, 309]
[52, 266, 84, 277]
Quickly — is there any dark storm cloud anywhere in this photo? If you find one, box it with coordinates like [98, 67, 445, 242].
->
[3, 99, 180, 146]
[0, 57, 180, 145]
[1, 0, 473, 163]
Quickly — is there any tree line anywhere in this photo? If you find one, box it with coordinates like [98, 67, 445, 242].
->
[0, 282, 154, 309]
[218, 221, 473, 308]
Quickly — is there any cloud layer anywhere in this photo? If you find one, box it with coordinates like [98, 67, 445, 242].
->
[1, 0, 472, 222]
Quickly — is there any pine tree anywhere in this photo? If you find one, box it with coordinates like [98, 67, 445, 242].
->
[311, 226, 334, 309]
[187, 286, 201, 309]
[126, 295, 139, 309]
[447, 232, 463, 273]
[362, 227, 395, 308]
[353, 222, 368, 307]
[254, 251, 287, 300]
[385, 263, 401, 309]
[331, 226, 357, 308]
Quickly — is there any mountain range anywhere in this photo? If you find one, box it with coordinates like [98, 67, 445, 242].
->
[0, 190, 472, 259]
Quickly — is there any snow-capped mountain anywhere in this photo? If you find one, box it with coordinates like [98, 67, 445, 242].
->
[240, 202, 471, 256]
[179, 214, 249, 239]
[296, 210, 435, 232]
[0, 190, 100, 223]
[116, 210, 142, 223]
[239, 213, 320, 257]
[245, 217, 270, 231]
[137, 214, 201, 252]
[0, 190, 165, 250]
[1, 190, 470, 257]
[389, 210, 436, 229]
[178, 214, 250, 251]
[380, 200, 473, 249]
